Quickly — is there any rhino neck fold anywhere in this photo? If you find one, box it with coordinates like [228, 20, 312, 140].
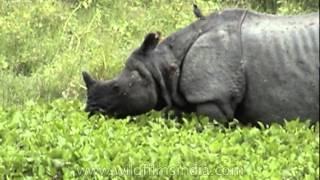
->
[157, 20, 210, 109]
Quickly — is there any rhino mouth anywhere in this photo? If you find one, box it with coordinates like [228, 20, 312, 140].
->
[85, 104, 126, 119]
[85, 103, 108, 117]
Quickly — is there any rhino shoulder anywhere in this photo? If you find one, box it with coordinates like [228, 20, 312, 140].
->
[180, 29, 246, 107]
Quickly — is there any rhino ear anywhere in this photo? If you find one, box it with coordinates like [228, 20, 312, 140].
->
[82, 71, 96, 88]
[139, 32, 161, 54]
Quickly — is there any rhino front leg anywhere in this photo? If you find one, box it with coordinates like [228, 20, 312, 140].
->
[196, 102, 233, 125]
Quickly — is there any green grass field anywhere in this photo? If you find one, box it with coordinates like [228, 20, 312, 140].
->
[0, 0, 319, 179]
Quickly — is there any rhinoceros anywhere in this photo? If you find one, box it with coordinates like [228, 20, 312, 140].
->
[82, 8, 319, 125]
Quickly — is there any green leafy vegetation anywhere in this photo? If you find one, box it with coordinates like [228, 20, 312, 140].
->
[0, 0, 319, 178]
[0, 99, 319, 178]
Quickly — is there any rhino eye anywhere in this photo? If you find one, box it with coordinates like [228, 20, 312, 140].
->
[112, 83, 120, 92]
[122, 92, 128, 96]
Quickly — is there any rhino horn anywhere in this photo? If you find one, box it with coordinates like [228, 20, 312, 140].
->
[82, 71, 96, 88]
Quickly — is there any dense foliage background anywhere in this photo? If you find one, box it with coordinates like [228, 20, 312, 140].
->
[0, 0, 319, 178]
[0, 0, 319, 106]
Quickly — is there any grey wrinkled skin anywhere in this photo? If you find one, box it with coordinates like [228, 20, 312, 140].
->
[83, 8, 319, 125]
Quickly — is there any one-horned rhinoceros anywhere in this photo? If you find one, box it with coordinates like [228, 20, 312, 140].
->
[82, 8, 319, 125]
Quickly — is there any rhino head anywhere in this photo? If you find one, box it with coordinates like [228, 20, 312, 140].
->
[82, 32, 174, 118]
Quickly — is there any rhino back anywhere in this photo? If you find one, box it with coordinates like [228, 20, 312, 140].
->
[237, 12, 319, 123]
